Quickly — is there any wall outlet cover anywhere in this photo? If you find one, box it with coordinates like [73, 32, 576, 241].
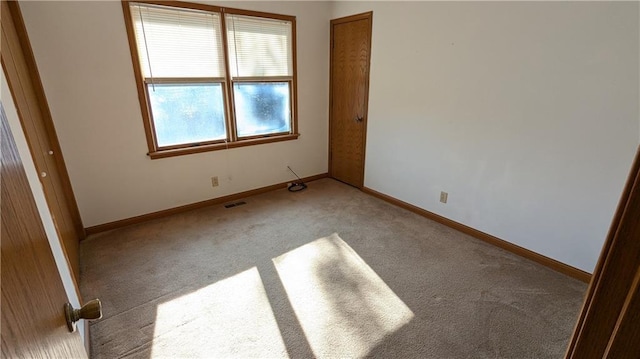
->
[440, 191, 448, 204]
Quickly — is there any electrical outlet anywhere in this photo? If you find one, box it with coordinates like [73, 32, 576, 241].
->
[211, 176, 219, 187]
[440, 191, 448, 204]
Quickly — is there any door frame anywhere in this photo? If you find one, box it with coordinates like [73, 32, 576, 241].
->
[2, 1, 85, 239]
[2, 0, 85, 289]
[328, 11, 373, 189]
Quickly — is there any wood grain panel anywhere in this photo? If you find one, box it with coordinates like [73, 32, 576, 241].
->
[603, 266, 640, 357]
[330, 13, 372, 188]
[566, 146, 640, 358]
[1, 106, 87, 358]
[1, 1, 83, 284]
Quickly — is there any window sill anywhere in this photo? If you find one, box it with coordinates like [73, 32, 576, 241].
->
[148, 133, 300, 159]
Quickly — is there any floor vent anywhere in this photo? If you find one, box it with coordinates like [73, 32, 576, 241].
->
[224, 201, 247, 209]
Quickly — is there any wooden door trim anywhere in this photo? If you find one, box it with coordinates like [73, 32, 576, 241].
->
[329, 11, 373, 189]
[4, 1, 85, 239]
[565, 146, 640, 358]
[331, 11, 373, 26]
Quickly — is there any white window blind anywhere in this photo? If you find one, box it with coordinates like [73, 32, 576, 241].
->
[130, 3, 226, 78]
[226, 14, 293, 78]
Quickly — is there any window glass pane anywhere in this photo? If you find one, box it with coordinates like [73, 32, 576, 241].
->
[148, 83, 226, 147]
[226, 14, 293, 77]
[131, 3, 226, 78]
[233, 82, 291, 137]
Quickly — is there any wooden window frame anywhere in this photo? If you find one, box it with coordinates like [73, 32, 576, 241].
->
[121, 0, 299, 159]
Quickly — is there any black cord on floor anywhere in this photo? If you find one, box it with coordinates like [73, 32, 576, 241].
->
[287, 166, 307, 192]
[288, 181, 307, 192]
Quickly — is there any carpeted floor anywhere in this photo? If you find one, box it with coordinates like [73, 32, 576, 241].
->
[80, 178, 587, 359]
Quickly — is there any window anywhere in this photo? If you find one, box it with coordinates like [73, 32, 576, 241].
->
[122, 1, 298, 158]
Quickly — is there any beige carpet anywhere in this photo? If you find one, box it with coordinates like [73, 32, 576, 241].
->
[80, 178, 586, 358]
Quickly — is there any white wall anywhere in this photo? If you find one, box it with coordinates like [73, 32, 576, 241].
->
[18, 1, 639, 273]
[1, 71, 87, 347]
[332, 1, 639, 272]
[19, 1, 331, 227]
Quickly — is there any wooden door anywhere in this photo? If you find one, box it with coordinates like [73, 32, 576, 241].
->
[1, 1, 84, 284]
[1, 106, 88, 358]
[565, 146, 640, 358]
[329, 12, 372, 188]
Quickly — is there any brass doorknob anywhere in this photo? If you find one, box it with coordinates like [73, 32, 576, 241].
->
[65, 299, 102, 332]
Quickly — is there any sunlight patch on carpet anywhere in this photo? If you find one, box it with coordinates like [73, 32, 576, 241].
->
[273, 233, 415, 358]
[150, 267, 288, 358]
